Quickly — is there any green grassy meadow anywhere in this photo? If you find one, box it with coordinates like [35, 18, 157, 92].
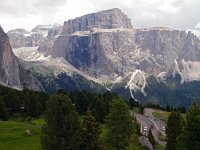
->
[0, 118, 44, 150]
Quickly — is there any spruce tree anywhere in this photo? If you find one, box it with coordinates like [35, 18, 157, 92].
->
[82, 109, 104, 150]
[28, 94, 40, 117]
[166, 111, 184, 150]
[41, 94, 81, 150]
[0, 99, 9, 121]
[106, 98, 134, 150]
[148, 129, 155, 148]
[177, 101, 200, 150]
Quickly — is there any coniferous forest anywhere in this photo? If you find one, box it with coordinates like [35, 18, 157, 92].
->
[1, 84, 200, 150]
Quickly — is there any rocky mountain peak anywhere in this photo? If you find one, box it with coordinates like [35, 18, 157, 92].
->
[0, 26, 21, 87]
[7, 29, 30, 35]
[62, 8, 133, 35]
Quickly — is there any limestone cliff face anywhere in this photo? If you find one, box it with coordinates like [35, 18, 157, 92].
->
[62, 8, 133, 35]
[53, 28, 138, 80]
[0, 26, 43, 91]
[134, 28, 200, 77]
[54, 15, 200, 82]
[134, 28, 187, 72]
[0, 26, 21, 87]
[7, 24, 62, 49]
[53, 8, 136, 80]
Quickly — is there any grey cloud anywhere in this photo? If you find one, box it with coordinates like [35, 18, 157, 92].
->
[172, 0, 185, 7]
[0, 0, 67, 17]
[0, 0, 200, 36]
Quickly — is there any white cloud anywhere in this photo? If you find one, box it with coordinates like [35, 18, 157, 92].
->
[190, 22, 200, 39]
[53, 0, 93, 23]
[0, 14, 44, 32]
[0, 0, 200, 33]
[158, 4, 180, 14]
[119, 0, 132, 7]
[195, 23, 200, 29]
[141, 12, 156, 19]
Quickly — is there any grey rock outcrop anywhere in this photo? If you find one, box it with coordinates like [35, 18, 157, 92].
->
[7, 24, 62, 49]
[0, 26, 21, 87]
[7, 29, 29, 48]
[53, 28, 138, 80]
[54, 15, 200, 81]
[134, 28, 200, 80]
[0, 26, 43, 91]
[62, 8, 133, 35]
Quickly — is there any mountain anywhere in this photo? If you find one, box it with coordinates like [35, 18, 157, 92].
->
[52, 10, 199, 78]
[62, 8, 132, 35]
[0, 26, 21, 88]
[51, 8, 200, 103]
[0, 25, 45, 91]
[6, 8, 200, 106]
[13, 47, 107, 94]
[2, 24, 106, 93]
[7, 24, 62, 51]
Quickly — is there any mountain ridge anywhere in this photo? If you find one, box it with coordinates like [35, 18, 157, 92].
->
[4, 8, 200, 105]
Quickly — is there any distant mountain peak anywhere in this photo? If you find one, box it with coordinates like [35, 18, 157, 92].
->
[62, 8, 133, 35]
[0, 26, 21, 87]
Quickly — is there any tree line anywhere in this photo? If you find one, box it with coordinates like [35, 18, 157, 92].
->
[41, 93, 143, 150]
[0, 85, 145, 149]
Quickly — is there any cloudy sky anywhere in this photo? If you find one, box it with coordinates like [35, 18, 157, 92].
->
[0, 0, 200, 36]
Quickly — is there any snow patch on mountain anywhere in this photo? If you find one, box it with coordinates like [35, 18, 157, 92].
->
[173, 58, 184, 83]
[125, 70, 147, 99]
[71, 28, 133, 37]
[13, 47, 104, 87]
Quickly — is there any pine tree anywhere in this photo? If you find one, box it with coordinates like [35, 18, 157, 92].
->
[0, 99, 9, 121]
[166, 111, 184, 150]
[176, 101, 200, 150]
[41, 94, 81, 150]
[28, 94, 40, 117]
[3, 90, 20, 113]
[106, 98, 134, 150]
[148, 129, 155, 148]
[93, 99, 106, 123]
[82, 109, 104, 150]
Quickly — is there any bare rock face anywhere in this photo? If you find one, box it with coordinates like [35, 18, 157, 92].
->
[0, 26, 21, 87]
[53, 28, 138, 80]
[7, 29, 29, 48]
[53, 9, 200, 83]
[135, 28, 187, 71]
[53, 8, 135, 80]
[7, 24, 62, 49]
[62, 8, 133, 35]
[135, 28, 200, 77]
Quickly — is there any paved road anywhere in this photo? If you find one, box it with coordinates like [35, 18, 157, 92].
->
[144, 108, 166, 136]
[139, 136, 153, 150]
[132, 111, 167, 147]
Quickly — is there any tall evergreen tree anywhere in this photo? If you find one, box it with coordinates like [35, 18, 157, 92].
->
[82, 109, 104, 150]
[148, 129, 155, 148]
[41, 94, 81, 150]
[28, 94, 40, 117]
[177, 101, 200, 150]
[0, 99, 9, 121]
[106, 98, 134, 150]
[93, 99, 106, 123]
[166, 111, 184, 150]
[3, 90, 20, 113]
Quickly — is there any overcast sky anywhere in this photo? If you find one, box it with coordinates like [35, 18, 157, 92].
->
[0, 0, 200, 36]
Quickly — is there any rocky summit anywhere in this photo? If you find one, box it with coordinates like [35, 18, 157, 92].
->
[62, 8, 133, 35]
[0, 26, 21, 88]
